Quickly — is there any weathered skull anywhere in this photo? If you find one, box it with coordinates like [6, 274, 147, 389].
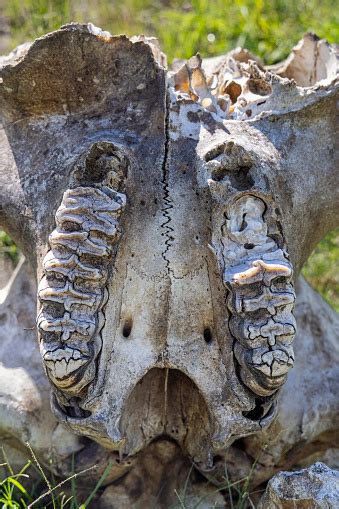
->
[0, 25, 337, 469]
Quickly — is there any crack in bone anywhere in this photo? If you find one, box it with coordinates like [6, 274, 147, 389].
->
[160, 90, 174, 274]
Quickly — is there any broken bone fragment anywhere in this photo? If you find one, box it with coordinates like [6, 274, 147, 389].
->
[232, 260, 292, 286]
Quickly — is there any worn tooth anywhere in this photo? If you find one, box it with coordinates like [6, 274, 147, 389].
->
[38, 175, 126, 394]
[232, 315, 296, 349]
[38, 277, 102, 310]
[38, 311, 96, 339]
[63, 187, 126, 212]
[239, 367, 283, 396]
[43, 251, 107, 283]
[251, 347, 294, 377]
[218, 194, 296, 397]
[49, 230, 112, 257]
[248, 318, 295, 346]
[241, 286, 295, 314]
[56, 210, 119, 236]
[43, 348, 90, 382]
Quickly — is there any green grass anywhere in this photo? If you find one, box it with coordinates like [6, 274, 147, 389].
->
[0, 230, 19, 265]
[1, 0, 339, 63]
[1, 444, 262, 509]
[172, 443, 268, 508]
[302, 228, 339, 312]
[0, 445, 111, 509]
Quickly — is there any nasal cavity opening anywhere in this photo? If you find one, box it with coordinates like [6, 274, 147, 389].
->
[203, 327, 213, 344]
[120, 368, 213, 462]
[122, 317, 133, 338]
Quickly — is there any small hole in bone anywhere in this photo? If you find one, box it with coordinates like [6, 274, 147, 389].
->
[244, 243, 255, 249]
[140, 200, 145, 206]
[247, 79, 272, 96]
[239, 214, 248, 232]
[123, 318, 133, 338]
[203, 327, 213, 344]
[245, 109, 252, 117]
[223, 80, 242, 104]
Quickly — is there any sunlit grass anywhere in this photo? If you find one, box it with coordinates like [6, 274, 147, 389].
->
[0, 445, 111, 509]
[2, 0, 339, 63]
[1, 443, 264, 509]
[302, 228, 339, 312]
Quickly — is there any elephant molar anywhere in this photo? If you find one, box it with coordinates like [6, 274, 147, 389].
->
[218, 194, 296, 398]
[37, 166, 127, 396]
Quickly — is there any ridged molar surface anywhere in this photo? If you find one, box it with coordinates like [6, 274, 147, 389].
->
[222, 195, 296, 398]
[37, 186, 126, 394]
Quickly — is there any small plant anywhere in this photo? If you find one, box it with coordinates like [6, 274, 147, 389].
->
[0, 450, 33, 508]
[302, 227, 339, 312]
[173, 462, 255, 508]
[0, 230, 20, 265]
[173, 441, 269, 508]
[0, 444, 112, 509]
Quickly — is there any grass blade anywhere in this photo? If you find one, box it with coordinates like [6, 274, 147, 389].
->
[82, 462, 113, 507]
[8, 477, 27, 494]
